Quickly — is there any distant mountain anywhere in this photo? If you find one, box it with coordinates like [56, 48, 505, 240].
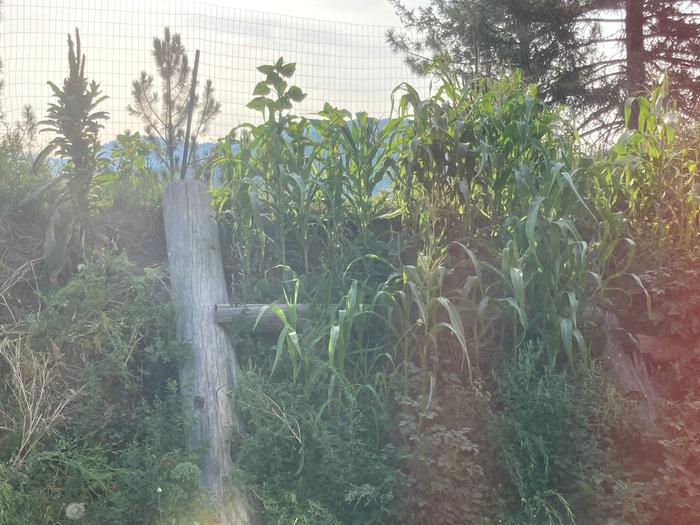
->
[99, 140, 220, 178]
[56, 117, 396, 191]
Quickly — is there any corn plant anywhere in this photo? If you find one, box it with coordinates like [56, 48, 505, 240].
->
[211, 58, 316, 278]
[314, 104, 401, 249]
[595, 78, 699, 263]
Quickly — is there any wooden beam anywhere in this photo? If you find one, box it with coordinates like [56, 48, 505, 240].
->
[162, 179, 259, 524]
[215, 304, 310, 333]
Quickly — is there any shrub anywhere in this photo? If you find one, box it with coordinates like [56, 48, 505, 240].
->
[233, 369, 396, 525]
[495, 343, 634, 525]
[392, 364, 502, 524]
[0, 253, 198, 524]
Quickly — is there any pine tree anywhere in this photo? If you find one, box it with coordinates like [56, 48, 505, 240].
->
[387, 0, 603, 110]
[129, 27, 220, 177]
[389, 0, 700, 133]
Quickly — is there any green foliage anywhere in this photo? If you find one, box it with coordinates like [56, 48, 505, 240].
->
[212, 59, 315, 285]
[392, 65, 624, 365]
[392, 364, 501, 524]
[26, 255, 187, 414]
[0, 253, 197, 524]
[34, 28, 109, 281]
[37, 28, 108, 199]
[629, 262, 700, 340]
[6, 53, 699, 525]
[213, 60, 673, 525]
[211, 58, 400, 298]
[638, 348, 700, 525]
[0, 113, 48, 212]
[387, 1, 600, 109]
[247, 57, 307, 121]
[96, 131, 162, 209]
[495, 343, 632, 525]
[234, 370, 396, 525]
[596, 79, 700, 264]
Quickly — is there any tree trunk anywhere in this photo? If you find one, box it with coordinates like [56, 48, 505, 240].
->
[625, 0, 645, 129]
[162, 179, 258, 525]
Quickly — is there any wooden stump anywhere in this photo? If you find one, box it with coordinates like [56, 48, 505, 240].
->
[162, 179, 258, 524]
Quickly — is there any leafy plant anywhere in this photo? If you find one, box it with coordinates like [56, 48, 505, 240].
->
[495, 342, 632, 525]
[233, 369, 396, 525]
[34, 28, 109, 281]
[97, 131, 162, 209]
[596, 78, 699, 264]
[392, 364, 501, 524]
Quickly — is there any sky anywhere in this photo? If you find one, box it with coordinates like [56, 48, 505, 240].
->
[0, 0, 624, 143]
[205, 0, 425, 25]
[0, 0, 432, 142]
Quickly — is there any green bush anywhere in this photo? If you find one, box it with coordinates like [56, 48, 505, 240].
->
[392, 364, 502, 525]
[0, 253, 199, 524]
[233, 369, 396, 525]
[96, 131, 163, 210]
[0, 131, 50, 213]
[495, 343, 633, 525]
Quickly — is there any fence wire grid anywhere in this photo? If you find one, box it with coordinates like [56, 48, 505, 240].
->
[0, 0, 432, 144]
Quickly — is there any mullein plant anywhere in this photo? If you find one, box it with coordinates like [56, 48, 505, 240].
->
[35, 28, 108, 281]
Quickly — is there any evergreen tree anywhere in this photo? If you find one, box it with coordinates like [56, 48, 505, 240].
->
[387, 1, 604, 108]
[389, 0, 700, 133]
[129, 27, 220, 177]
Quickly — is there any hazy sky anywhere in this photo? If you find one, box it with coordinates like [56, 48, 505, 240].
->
[0, 0, 432, 141]
[0, 0, 623, 142]
[211, 0, 425, 25]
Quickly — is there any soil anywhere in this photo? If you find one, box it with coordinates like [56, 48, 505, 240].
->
[90, 205, 167, 272]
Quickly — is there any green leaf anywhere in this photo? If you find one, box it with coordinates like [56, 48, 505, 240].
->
[560, 317, 573, 365]
[287, 85, 306, 102]
[328, 325, 340, 369]
[252, 81, 271, 96]
[562, 170, 596, 220]
[256, 64, 275, 75]
[526, 195, 545, 253]
[435, 297, 472, 382]
[279, 62, 297, 78]
[246, 96, 270, 112]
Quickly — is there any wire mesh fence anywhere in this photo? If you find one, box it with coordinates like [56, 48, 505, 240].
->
[0, 0, 433, 144]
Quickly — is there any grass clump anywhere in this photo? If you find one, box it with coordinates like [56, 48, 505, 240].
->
[495, 342, 633, 525]
[233, 369, 396, 525]
[0, 253, 201, 524]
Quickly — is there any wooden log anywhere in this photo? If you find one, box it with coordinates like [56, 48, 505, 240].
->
[215, 304, 310, 333]
[162, 179, 258, 524]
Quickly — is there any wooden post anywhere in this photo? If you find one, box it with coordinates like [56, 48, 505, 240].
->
[162, 179, 258, 524]
[180, 49, 200, 180]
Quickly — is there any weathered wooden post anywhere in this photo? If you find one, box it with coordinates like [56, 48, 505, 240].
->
[162, 179, 258, 524]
